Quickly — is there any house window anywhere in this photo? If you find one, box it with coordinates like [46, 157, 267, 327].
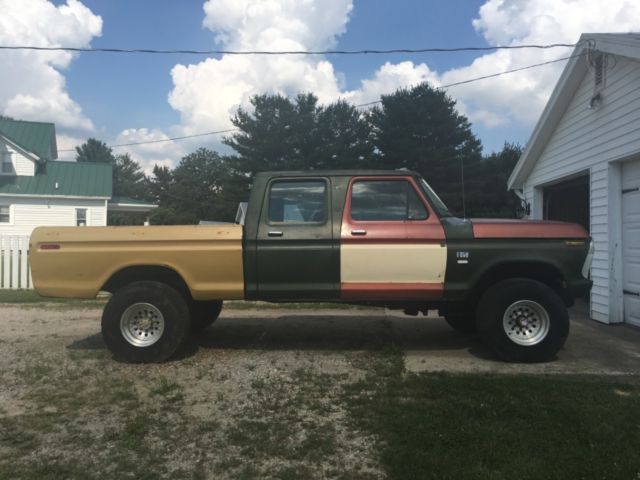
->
[0, 205, 10, 223]
[76, 208, 87, 226]
[1, 152, 14, 174]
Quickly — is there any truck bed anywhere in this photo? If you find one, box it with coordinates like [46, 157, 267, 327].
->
[29, 225, 244, 300]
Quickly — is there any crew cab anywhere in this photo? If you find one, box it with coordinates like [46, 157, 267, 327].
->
[29, 170, 593, 363]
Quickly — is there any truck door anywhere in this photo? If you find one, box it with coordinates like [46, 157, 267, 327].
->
[340, 176, 447, 301]
[255, 177, 338, 300]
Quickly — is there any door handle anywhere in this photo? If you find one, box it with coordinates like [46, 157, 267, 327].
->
[268, 231, 283, 237]
[351, 229, 367, 236]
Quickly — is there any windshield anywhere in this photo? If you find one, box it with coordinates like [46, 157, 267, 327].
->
[418, 178, 452, 217]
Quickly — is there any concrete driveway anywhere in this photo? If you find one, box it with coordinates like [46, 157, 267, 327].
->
[393, 305, 640, 375]
[208, 304, 640, 375]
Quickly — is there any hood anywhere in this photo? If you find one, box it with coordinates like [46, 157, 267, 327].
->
[470, 218, 588, 239]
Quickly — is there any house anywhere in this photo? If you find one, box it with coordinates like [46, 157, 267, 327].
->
[508, 33, 640, 328]
[0, 118, 156, 236]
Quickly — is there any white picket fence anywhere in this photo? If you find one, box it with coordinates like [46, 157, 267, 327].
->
[0, 235, 33, 289]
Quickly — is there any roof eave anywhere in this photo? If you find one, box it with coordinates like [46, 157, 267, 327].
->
[507, 44, 589, 190]
[508, 32, 640, 190]
[0, 133, 40, 162]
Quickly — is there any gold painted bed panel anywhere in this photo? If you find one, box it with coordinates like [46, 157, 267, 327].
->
[29, 225, 244, 300]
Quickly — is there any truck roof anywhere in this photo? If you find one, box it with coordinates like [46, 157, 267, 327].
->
[256, 169, 421, 178]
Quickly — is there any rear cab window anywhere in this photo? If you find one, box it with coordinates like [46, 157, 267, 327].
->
[268, 179, 327, 224]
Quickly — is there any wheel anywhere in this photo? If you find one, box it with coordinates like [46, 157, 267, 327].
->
[476, 278, 569, 363]
[101, 281, 191, 363]
[190, 300, 223, 332]
[444, 313, 476, 333]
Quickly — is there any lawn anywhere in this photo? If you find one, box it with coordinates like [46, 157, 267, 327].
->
[345, 348, 640, 480]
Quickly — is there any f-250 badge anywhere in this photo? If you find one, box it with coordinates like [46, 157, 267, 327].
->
[456, 251, 469, 264]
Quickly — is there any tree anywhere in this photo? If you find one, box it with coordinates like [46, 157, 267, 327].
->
[75, 139, 154, 224]
[368, 83, 482, 215]
[150, 148, 249, 225]
[315, 100, 374, 170]
[462, 143, 523, 218]
[112, 153, 149, 200]
[75, 138, 115, 164]
[224, 93, 373, 175]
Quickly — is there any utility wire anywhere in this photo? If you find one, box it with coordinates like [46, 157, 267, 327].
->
[355, 52, 585, 108]
[58, 129, 238, 152]
[1, 42, 586, 56]
[58, 52, 585, 152]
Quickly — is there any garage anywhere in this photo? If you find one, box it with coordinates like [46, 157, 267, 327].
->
[507, 33, 640, 325]
[622, 158, 640, 327]
[543, 174, 590, 232]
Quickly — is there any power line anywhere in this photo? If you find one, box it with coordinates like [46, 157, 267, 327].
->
[354, 52, 585, 108]
[1, 42, 586, 56]
[58, 52, 584, 152]
[58, 128, 238, 152]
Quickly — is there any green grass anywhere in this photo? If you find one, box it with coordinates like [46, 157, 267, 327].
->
[344, 348, 640, 480]
[0, 289, 373, 310]
[0, 289, 107, 308]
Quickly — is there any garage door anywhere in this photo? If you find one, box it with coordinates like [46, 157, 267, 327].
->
[622, 158, 640, 327]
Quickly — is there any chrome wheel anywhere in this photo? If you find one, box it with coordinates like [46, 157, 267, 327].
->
[502, 300, 550, 346]
[120, 303, 165, 347]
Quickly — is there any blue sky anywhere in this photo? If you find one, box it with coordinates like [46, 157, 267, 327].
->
[3, 0, 639, 169]
[67, 0, 499, 144]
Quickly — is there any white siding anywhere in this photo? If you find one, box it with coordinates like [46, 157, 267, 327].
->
[523, 55, 640, 323]
[0, 196, 108, 236]
[0, 139, 36, 176]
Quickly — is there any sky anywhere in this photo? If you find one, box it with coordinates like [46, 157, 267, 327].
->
[1, 0, 639, 173]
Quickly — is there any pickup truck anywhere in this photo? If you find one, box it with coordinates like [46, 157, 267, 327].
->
[29, 170, 593, 363]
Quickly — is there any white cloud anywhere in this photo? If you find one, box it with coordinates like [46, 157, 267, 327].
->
[441, 0, 640, 127]
[55, 133, 84, 161]
[342, 61, 440, 106]
[0, 0, 101, 130]
[114, 128, 187, 175]
[168, 0, 351, 139]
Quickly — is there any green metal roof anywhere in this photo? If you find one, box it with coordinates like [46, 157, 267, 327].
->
[0, 118, 57, 160]
[0, 161, 112, 197]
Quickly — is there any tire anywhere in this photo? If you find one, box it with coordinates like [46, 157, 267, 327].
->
[444, 313, 476, 334]
[190, 300, 223, 332]
[101, 281, 191, 363]
[476, 278, 569, 363]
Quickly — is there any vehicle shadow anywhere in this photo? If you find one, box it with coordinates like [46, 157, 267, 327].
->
[197, 313, 491, 355]
[66, 312, 496, 362]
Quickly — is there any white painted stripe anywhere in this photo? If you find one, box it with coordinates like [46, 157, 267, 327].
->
[341, 243, 447, 283]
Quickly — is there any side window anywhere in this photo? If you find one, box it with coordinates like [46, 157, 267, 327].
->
[268, 180, 327, 223]
[351, 180, 427, 221]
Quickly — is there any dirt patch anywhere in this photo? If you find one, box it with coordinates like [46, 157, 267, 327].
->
[0, 305, 387, 479]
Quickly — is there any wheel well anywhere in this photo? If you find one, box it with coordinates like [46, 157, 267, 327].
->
[101, 265, 192, 299]
[472, 261, 569, 305]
